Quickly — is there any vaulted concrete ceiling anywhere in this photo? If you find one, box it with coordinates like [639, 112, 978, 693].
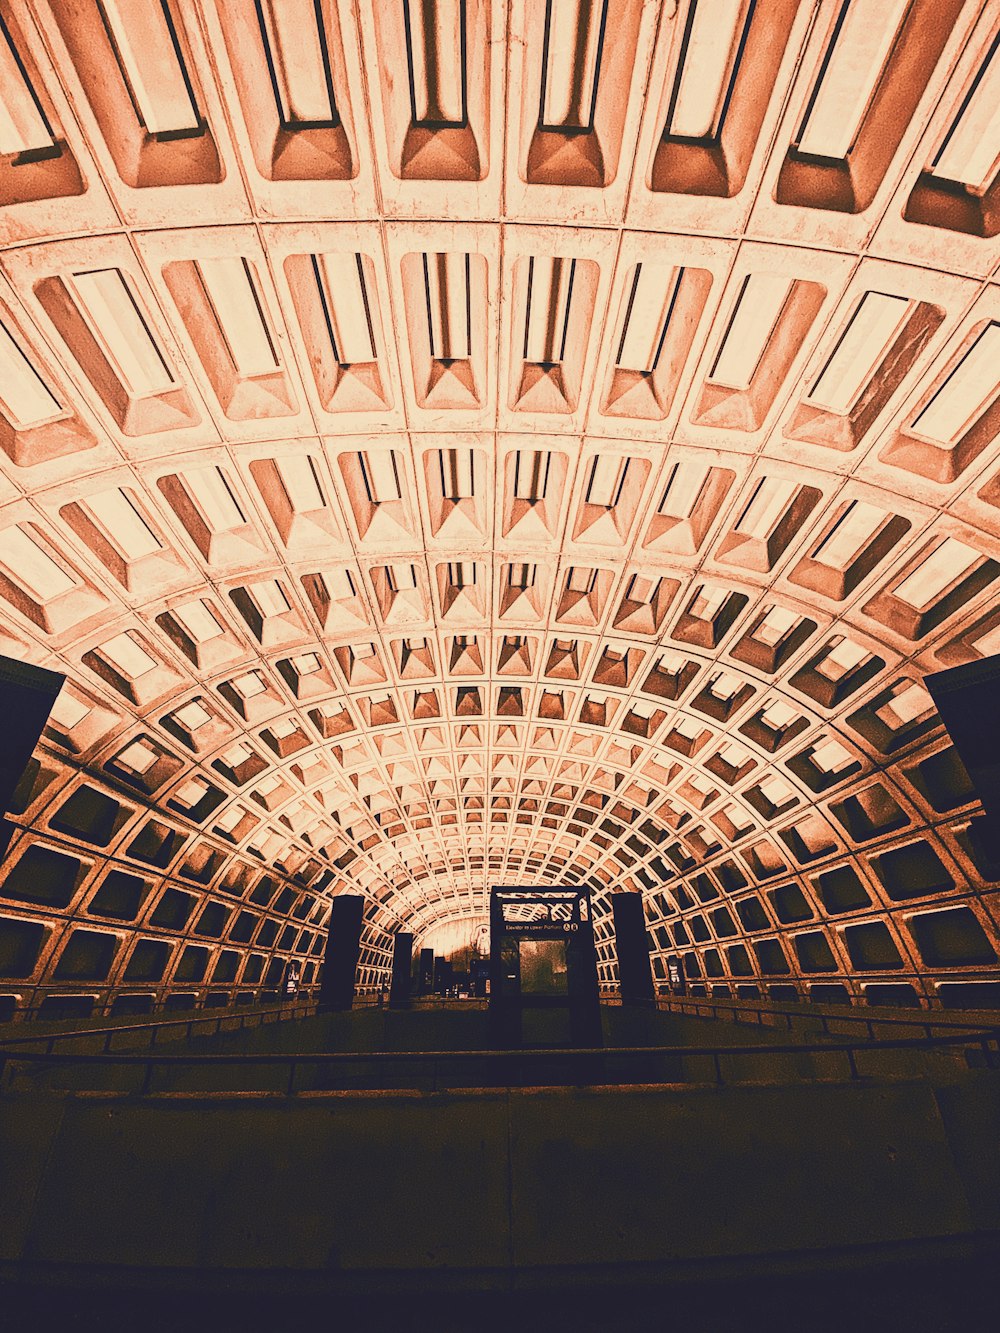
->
[1, 0, 1000, 1012]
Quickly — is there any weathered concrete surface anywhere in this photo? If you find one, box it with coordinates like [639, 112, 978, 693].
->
[1, 1073, 997, 1292]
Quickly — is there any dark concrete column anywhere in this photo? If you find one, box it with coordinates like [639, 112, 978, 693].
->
[612, 892, 654, 1006]
[389, 932, 413, 1008]
[319, 894, 364, 1009]
[417, 948, 434, 995]
[0, 656, 64, 861]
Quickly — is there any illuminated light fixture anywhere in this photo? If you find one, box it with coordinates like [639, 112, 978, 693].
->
[0, 15, 54, 156]
[67, 268, 174, 398]
[0, 319, 60, 427]
[666, 0, 750, 141]
[256, 0, 339, 127]
[0, 525, 75, 601]
[99, 0, 202, 138]
[794, 0, 910, 163]
[808, 292, 912, 414]
[708, 273, 793, 390]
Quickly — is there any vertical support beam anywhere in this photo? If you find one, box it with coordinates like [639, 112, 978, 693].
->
[418, 948, 434, 995]
[612, 891, 654, 1006]
[319, 894, 364, 1010]
[389, 931, 413, 1008]
[0, 656, 65, 862]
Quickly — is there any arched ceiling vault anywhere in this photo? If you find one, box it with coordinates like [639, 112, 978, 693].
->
[1, 0, 1000, 1011]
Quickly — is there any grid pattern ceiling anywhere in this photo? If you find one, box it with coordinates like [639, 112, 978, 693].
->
[2, 0, 1000, 1013]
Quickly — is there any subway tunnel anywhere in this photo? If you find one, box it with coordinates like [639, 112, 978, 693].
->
[1, 0, 1000, 1327]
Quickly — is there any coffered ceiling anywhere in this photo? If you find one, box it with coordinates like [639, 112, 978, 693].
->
[2, 0, 1000, 1014]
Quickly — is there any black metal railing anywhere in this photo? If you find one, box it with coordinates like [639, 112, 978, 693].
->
[2, 1020, 998, 1096]
[652, 992, 995, 1038]
[0, 994, 320, 1057]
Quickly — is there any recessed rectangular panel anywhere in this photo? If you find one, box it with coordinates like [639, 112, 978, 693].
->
[69, 269, 175, 398]
[540, 0, 607, 129]
[894, 538, 980, 611]
[659, 463, 710, 517]
[195, 257, 279, 379]
[1, 526, 75, 600]
[0, 16, 54, 156]
[314, 254, 375, 365]
[667, 0, 749, 140]
[186, 467, 246, 531]
[0, 320, 60, 428]
[929, 36, 1000, 189]
[276, 455, 324, 512]
[809, 292, 911, 414]
[911, 323, 1000, 444]
[360, 451, 401, 504]
[84, 490, 161, 560]
[585, 455, 627, 508]
[795, 0, 910, 160]
[812, 501, 886, 569]
[709, 273, 793, 390]
[100, 0, 201, 136]
[405, 0, 466, 125]
[257, 0, 338, 126]
[524, 257, 575, 365]
[424, 252, 470, 360]
[734, 477, 798, 538]
[616, 264, 678, 373]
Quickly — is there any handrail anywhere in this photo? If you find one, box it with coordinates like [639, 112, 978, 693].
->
[654, 993, 994, 1036]
[2, 1022, 998, 1095]
[0, 997, 320, 1055]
